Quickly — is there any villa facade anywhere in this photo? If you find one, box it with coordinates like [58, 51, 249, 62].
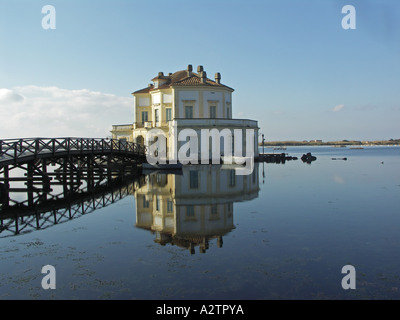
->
[111, 65, 259, 161]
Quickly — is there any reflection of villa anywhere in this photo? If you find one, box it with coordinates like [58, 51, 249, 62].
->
[111, 65, 259, 160]
[134, 164, 259, 254]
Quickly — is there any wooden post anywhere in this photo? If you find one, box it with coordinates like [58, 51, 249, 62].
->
[35, 139, 39, 157]
[3, 165, 10, 207]
[76, 156, 82, 189]
[14, 141, 18, 164]
[63, 157, 68, 198]
[69, 158, 75, 193]
[27, 162, 34, 207]
[87, 155, 93, 191]
[42, 159, 50, 198]
[35, 209, 40, 229]
[107, 155, 112, 185]
[15, 215, 19, 234]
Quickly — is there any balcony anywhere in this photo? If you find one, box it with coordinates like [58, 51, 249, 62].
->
[111, 124, 134, 132]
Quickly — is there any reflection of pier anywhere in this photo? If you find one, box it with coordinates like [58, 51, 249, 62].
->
[135, 164, 260, 254]
[0, 177, 142, 238]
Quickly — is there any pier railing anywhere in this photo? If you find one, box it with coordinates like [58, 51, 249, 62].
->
[0, 137, 147, 166]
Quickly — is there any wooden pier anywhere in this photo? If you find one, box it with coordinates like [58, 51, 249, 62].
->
[0, 137, 147, 210]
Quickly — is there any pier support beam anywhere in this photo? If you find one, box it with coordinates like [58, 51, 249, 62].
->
[0, 166, 10, 207]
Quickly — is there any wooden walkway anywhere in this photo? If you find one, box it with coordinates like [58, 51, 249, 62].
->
[0, 137, 147, 167]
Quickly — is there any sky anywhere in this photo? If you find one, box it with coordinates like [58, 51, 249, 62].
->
[1, 0, 399, 141]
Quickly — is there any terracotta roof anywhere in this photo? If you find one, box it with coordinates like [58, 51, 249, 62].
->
[133, 85, 153, 94]
[132, 67, 234, 94]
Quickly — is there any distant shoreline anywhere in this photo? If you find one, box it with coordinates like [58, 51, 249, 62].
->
[259, 139, 400, 147]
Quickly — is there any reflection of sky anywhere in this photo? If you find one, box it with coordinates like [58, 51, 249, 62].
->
[232, 146, 400, 298]
[0, 146, 399, 299]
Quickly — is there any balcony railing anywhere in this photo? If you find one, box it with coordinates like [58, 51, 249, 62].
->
[113, 122, 171, 130]
[112, 118, 258, 132]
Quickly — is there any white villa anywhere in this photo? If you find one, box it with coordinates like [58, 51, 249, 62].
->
[111, 65, 259, 161]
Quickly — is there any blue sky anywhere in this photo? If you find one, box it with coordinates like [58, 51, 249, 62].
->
[1, 0, 399, 141]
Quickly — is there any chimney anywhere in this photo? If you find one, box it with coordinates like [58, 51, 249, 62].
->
[201, 71, 207, 84]
[197, 65, 203, 73]
[158, 72, 164, 77]
[187, 64, 193, 76]
[215, 72, 221, 84]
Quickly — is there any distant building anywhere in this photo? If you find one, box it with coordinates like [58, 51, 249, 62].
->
[111, 65, 259, 161]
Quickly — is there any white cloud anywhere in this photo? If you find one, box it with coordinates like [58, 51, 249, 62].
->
[0, 88, 25, 104]
[332, 104, 345, 112]
[0, 86, 133, 139]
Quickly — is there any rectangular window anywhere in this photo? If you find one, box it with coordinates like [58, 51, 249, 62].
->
[185, 106, 193, 119]
[167, 199, 174, 213]
[211, 205, 218, 215]
[189, 170, 199, 189]
[143, 196, 149, 208]
[155, 195, 160, 211]
[186, 205, 195, 217]
[166, 108, 172, 121]
[226, 107, 230, 118]
[210, 106, 216, 118]
[155, 109, 159, 123]
[141, 111, 148, 124]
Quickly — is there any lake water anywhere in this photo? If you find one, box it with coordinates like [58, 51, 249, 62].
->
[1, 146, 399, 300]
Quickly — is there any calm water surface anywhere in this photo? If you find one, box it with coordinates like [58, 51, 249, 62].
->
[1, 146, 399, 299]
